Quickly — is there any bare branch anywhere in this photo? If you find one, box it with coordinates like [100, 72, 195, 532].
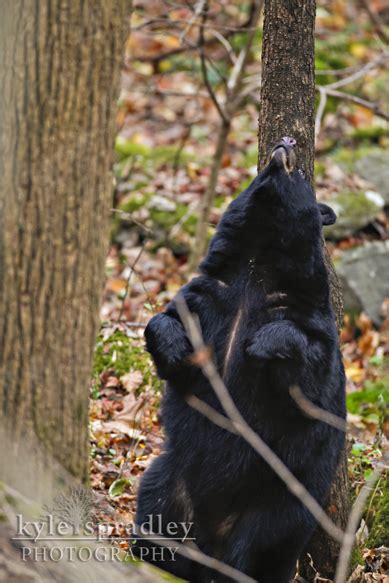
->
[326, 52, 388, 91]
[111, 208, 153, 234]
[359, 0, 389, 45]
[175, 294, 345, 543]
[208, 28, 238, 64]
[321, 88, 389, 121]
[227, 0, 263, 100]
[132, 9, 259, 64]
[186, 394, 239, 434]
[314, 52, 389, 137]
[179, 0, 207, 43]
[190, 0, 263, 269]
[290, 386, 347, 432]
[135, 530, 256, 583]
[199, 1, 229, 123]
[117, 246, 145, 322]
[316, 64, 371, 76]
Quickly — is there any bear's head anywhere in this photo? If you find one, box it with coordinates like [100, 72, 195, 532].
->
[200, 137, 336, 285]
[259, 136, 336, 230]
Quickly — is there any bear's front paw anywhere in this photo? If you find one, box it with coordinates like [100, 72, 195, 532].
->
[245, 338, 268, 362]
[245, 322, 307, 364]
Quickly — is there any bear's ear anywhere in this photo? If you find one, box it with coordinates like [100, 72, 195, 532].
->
[318, 203, 337, 226]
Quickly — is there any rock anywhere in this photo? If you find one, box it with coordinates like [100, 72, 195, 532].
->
[148, 195, 176, 212]
[355, 150, 389, 205]
[132, 279, 161, 295]
[324, 190, 385, 240]
[335, 241, 389, 326]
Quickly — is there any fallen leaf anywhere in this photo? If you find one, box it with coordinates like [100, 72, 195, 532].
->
[121, 371, 144, 392]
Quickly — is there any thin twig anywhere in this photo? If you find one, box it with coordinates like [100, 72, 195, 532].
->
[334, 468, 383, 583]
[179, 0, 207, 43]
[290, 386, 347, 432]
[322, 88, 389, 121]
[111, 208, 153, 234]
[190, 0, 263, 269]
[134, 530, 256, 583]
[315, 52, 389, 138]
[315, 64, 370, 76]
[169, 200, 200, 239]
[186, 394, 239, 434]
[175, 295, 345, 543]
[359, 0, 389, 45]
[199, 1, 228, 123]
[208, 28, 237, 64]
[117, 246, 145, 322]
[226, 0, 263, 100]
[325, 53, 388, 91]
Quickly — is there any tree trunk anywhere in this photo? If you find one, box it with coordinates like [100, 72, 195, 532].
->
[258, 1, 315, 181]
[0, 0, 129, 483]
[258, 1, 349, 580]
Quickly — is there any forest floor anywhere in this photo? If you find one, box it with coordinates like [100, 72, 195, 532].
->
[89, 2, 388, 581]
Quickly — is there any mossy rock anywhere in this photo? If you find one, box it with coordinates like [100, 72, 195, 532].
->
[324, 190, 384, 240]
[335, 241, 389, 325]
[331, 146, 382, 171]
[355, 150, 389, 204]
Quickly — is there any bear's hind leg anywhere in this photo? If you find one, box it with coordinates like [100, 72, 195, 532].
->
[213, 505, 312, 583]
[134, 453, 196, 580]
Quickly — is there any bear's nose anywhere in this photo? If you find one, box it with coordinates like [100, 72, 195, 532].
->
[281, 136, 296, 147]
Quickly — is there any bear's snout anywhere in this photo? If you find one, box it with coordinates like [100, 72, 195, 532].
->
[270, 136, 297, 173]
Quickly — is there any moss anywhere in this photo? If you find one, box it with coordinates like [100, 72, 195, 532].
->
[314, 160, 326, 177]
[350, 545, 364, 570]
[150, 203, 189, 229]
[367, 475, 389, 547]
[115, 137, 195, 165]
[347, 377, 389, 417]
[331, 146, 382, 171]
[241, 143, 259, 169]
[119, 193, 151, 213]
[93, 331, 162, 393]
[339, 191, 379, 217]
[350, 126, 389, 142]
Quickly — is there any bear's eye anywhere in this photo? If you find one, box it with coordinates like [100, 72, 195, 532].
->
[298, 169, 305, 178]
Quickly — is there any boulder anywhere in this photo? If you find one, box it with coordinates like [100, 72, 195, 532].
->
[335, 241, 389, 326]
[324, 190, 385, 240]
[355, 151, 389, 205]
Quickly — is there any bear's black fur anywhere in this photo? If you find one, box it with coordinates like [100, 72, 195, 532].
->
[134, 139, 346, 583]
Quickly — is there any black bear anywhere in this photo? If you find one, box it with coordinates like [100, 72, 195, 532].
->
[134, 137, 346, 583]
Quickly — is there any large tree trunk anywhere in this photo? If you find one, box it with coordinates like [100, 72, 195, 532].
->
[258, 1, 349, 580]
[0, 0, 129, 483]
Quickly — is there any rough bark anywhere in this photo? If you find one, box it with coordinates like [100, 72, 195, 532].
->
[0, 0, 129, 482]
[258, 1, 349, 579]
[300, 450, 351, 580]
[258, 0, 316, 182]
